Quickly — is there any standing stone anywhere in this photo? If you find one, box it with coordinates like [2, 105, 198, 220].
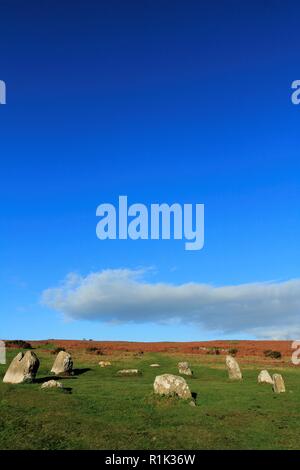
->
[150, 364, 160, 367]
[51, 351, 73, 376]
[272, 374, 286, 393]
[98, 361, 111, 367]
[178, 361, 193, 376]
[226, 355, 242, 380]
[3, 351, 40, 384]
[258, 370, 274, 385]
[154, 374, 192, 400]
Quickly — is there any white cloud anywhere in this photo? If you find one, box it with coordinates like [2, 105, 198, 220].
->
[41, 269, 300, 339]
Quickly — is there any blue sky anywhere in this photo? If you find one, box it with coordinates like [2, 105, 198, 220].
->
[1, 0, 300, 341]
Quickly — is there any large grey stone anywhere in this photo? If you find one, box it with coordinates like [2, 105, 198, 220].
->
[3, 351, 40, 384]
[272, 374, 286, 393]
[154, 374, 192, 400]
[41, 380, 63, 389]
[258, 370, 274, 385]
[226, 355, 242, 380]
[51, 351, 73, 376]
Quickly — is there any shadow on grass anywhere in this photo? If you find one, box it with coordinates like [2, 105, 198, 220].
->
[35, 368, 91, 383]
[73, 367, 92, 376]
[35, 376, 61, 384]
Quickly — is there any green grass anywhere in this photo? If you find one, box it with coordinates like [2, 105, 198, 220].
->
[0, 349, 299, 450]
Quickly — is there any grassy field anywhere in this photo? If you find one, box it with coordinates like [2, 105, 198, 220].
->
[0, 348, 300, 450]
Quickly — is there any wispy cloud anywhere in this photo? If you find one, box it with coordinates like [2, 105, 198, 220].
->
[41, 269, 300, 339]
